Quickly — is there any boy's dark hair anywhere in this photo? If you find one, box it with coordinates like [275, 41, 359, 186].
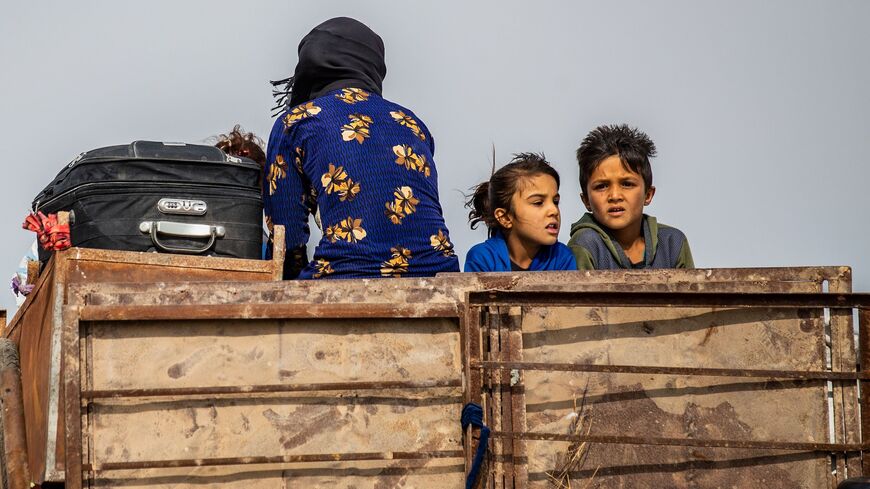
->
[215, 125, 266, 166]
[466, 152, 560, 238]
[577, 124, 656, 194]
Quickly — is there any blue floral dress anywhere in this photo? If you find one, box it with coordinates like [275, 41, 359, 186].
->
[265, 88, 459, 279]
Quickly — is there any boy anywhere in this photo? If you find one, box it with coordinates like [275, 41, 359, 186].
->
[567, 124, 693, 270]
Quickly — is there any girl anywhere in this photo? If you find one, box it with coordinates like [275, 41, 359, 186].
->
[214, 125, 272, 257]
[215, 125, 266, 170]
[465, 153, 577, 272]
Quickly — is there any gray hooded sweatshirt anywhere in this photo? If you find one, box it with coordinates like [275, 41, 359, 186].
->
[567, 213, 693, 270]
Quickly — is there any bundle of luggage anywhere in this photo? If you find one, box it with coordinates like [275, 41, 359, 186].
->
[30, 141, 264, 267]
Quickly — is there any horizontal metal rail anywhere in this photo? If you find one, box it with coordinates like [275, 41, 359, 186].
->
[83, 378, 463, 400]
[473, 360, 870, 380]
[491, 431, 868, 452]
[78, 302, 460, 321]
[82, 449, 465, 472]
[468, 290, 870, 309]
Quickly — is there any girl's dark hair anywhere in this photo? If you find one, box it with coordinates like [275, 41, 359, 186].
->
[215, 125, 266, 166]
[466, 152, 560, 237]
[576, 124, 656, 194]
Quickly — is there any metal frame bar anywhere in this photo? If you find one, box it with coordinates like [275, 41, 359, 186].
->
[82, 450, 464, 472]
[496, 309, 515, 488]
[461, 304, 477, 484]
[468, 290, 870, 309]
[83, 379, 462, 400]
[0, 338, 33, 489]
[860, 308, 870, 474]
[490, 431, 869, 452]
[62, 307, 83, 489]
[473, 360, 870, 381]
[78, 303, 459, 321]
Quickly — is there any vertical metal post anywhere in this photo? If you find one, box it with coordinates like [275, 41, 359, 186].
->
[858, 308, 870, 475]
[0, 339, 32, 489]
[62, 309, 83, 489]
[465, 304, 488, 489]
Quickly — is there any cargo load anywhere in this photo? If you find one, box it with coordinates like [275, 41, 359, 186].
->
[31, 141, 263, 265]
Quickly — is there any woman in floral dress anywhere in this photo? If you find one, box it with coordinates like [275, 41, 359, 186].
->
[265, 17, 459, 279]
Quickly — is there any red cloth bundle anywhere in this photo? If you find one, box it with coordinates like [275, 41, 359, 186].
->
[22, 211, 71, 251]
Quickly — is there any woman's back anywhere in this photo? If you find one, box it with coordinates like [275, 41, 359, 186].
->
[265, 88, 458, 279]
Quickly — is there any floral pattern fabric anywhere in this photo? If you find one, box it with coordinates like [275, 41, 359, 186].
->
[264, 89, 459, 279]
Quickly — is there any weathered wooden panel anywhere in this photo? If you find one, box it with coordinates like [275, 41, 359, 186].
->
[3, 258, 61, 481]
[72, 276, 467, 309]
[87, 318, 460, 389]
[523, 308, 830, 488]
[3, 238, 284, 484]
[91, 395, 460, 461]
[6, 264, 861, 487]
[471, 270, 856, 489]
[71, 267, 853, 308]
[76, 316, 466, 488]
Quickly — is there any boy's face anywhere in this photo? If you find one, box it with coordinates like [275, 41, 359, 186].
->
[581, 155, 655, 234]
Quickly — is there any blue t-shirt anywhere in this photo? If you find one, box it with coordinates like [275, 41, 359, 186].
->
[464, 232, 577, 272]
[265, 88, 459, 279]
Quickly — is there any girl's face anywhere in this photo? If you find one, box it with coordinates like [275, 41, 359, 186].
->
[496, 173, 561, 248]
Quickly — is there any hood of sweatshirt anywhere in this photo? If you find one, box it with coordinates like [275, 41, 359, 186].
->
[569, 213, 659, 268]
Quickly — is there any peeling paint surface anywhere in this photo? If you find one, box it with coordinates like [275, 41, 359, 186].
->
[8, 258, 860, 487]
[473, 272, 852, 488]
[85, 317, 464, 487]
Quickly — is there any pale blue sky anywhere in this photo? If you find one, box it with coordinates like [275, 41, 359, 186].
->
[2, 1, 869, 312]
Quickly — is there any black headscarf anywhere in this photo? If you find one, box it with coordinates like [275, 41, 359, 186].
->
[271, 17, 386, 113]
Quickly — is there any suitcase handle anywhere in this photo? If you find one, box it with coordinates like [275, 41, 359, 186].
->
[138, 221, 226, 254]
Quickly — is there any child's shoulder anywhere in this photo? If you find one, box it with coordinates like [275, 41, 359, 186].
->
[568, 225, 606, 248]
[550, 240, 576, 256]
[650, 217, 689, 243]
[464, 236, 509, 272]
[648, 216, 694, 269]
[467, 238, 497, 256]
[567, 214, 608, 249]
[541, 241, 578, 271]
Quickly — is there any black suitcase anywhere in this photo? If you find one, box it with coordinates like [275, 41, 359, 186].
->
[32, 141, 263, 265]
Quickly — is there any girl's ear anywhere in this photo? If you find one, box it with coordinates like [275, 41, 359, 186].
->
[580, 193, 592, 212]
[644, 186, 656, 206]
[494, 208, 512, 229]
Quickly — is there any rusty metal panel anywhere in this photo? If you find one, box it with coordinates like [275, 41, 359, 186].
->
[68, 267, 853, 312]
[0, 337, 33, 488]
[445, 266, 852, 294]
[73, 315, 466, 487]
[2, 242, 283, 484]
[63, 306, 83, 489]
[468, 270, 857, 489]
[4, 265, 860, 487]
[1, 258, 61, 482]
[69, 275, 471, 310]
[86, 318, 460, 390]
[517, 305, 829, 488]
[828, 276, 861, 482]
[860, 308, 870, 475]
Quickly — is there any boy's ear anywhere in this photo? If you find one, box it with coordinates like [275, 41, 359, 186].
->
[580, 193, 592, 212]
[644, 186, 656, 206]
[494, 208, 512, 229]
